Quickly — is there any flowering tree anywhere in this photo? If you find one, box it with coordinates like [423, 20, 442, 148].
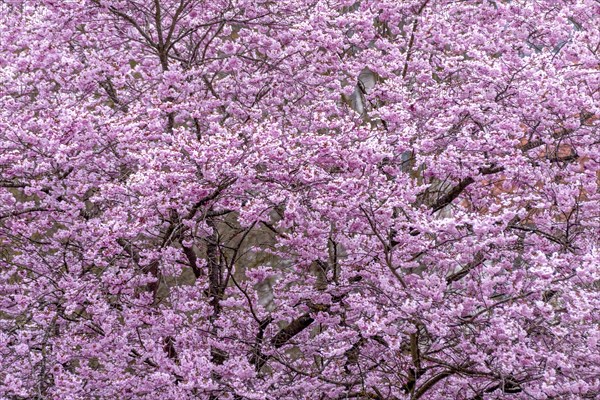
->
[1, 0, 599, 399]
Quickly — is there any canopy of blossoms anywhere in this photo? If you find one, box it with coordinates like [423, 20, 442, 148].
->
[1, 1, 599, 399]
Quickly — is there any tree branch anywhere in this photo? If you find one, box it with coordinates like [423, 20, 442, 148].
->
[270, 313, 315, 348]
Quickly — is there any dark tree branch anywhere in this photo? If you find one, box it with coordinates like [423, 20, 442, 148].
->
[446, 252, 485, 284]
[270, 313, 315, 348]
[431, 166, 504, 213]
